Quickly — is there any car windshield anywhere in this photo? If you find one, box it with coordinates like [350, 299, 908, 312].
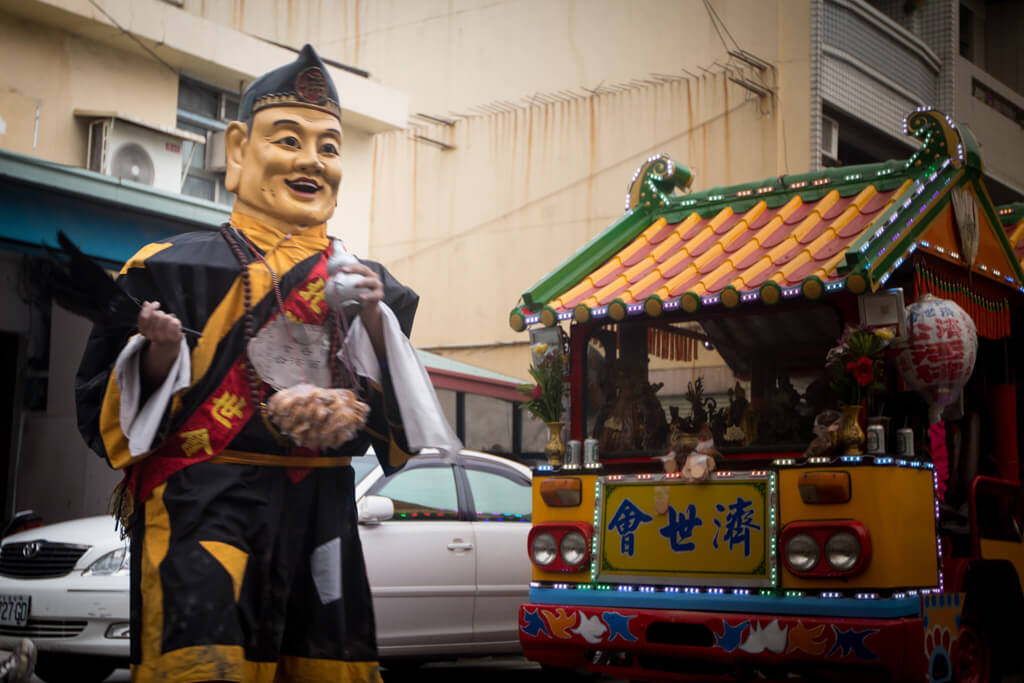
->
[351, 452, 380, 485]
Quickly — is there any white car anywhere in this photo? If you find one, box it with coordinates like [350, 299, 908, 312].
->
[0, 450, 534, 681]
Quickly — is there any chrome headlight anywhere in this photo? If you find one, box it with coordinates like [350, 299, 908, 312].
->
[825, 531, 860, 571]
[785, 533, 819, 572]
[83, 546, 130, 576]
[560, 531, 588, 567]
[530, 532, 557, 566]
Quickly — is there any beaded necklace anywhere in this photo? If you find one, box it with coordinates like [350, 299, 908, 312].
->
[219, 223, 359, 446]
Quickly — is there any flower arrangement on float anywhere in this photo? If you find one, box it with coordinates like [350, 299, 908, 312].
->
[825, 326, 894, 454]
[518, 343, 567, 464]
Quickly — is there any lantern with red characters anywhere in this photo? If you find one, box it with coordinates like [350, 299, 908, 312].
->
[895, 294, 978, 424]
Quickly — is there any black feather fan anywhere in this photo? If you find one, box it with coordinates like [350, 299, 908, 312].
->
[47, 231, 142, 330]
[46, 231, 199, 336]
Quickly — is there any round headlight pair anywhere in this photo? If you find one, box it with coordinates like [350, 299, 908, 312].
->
[531, 530, 588, 568]
[785, 531, 860, 573]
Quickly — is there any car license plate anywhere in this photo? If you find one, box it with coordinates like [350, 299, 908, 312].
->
[0, 593, 30, 627]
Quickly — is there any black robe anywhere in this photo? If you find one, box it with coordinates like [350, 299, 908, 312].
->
[75, 224, 420, 496]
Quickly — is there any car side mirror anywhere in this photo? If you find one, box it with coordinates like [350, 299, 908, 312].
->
[358, 495, 395, 525]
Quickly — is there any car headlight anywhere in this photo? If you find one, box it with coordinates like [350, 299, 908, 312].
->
[560, 531, 588, 567]
[530, 532, 557, 566]
[785, 533, 819, 572]
[83, 546, 130, 576]
[825, 531, 860, 571]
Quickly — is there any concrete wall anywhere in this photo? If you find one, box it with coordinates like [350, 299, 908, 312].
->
[0, 8, 178, 166]
[15, 304, 120, 523]
[956, 57, 1024, 195]
[175, 0, 813, 381]
[180, 0, 805, 121]
[983, 1, 1024, 95]
[0, 257, 119, 523]
[360, 0, 809, 379]
[370, 70, 788, 379]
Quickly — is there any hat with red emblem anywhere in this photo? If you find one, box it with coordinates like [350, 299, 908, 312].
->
[238, 43, 341, 121]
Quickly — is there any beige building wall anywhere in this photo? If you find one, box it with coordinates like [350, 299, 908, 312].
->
[180, 0, 808, 121]
[353, 1, 812, 379]
[159, 0, 813, 380]
[0, 9, 178, 165]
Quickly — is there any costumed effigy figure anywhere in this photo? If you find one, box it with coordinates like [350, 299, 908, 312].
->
[73, 45, 459, 682]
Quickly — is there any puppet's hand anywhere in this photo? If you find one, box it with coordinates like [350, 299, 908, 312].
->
[339, 264, 382, 306]
[339, 263, 384, 324]
[138, 301, 183, 387]
[138, 301, 183, 346]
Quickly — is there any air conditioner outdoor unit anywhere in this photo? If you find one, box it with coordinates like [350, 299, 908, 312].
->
[77, 110, 205, 193]
[206, 130, 227, 172]
[821, 114, 839, 162]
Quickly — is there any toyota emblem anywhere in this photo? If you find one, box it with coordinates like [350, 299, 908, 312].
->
[22, 542, 41, 559]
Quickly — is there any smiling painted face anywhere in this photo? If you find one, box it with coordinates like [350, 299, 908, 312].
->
[224, 105, 343, 233]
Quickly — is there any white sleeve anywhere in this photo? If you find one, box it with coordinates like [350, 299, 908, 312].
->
[115, 336, 191, 457]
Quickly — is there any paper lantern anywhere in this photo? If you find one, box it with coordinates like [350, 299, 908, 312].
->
[896, 294, 978, 423]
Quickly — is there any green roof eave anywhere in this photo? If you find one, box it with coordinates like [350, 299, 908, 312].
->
[521, 208, 650, 311]
[518, 160, 912, 311]
[659, 160, 910, 224]
[972, 180, 1024, 284]
[0, 147, 231, 228]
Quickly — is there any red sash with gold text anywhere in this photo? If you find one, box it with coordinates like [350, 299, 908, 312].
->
[131, 249, 333, 502]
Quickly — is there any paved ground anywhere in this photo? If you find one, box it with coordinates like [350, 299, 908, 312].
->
[22, 656, 625, 682]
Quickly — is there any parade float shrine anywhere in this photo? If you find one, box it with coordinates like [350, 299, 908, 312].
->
[510, 108, 1024, 682]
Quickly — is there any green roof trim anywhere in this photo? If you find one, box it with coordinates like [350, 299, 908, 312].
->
[521, 208, 649, 311]
[512, 108, 1022, 329]
[659, 160, 909, 225]
[972, 180, 1024, 284]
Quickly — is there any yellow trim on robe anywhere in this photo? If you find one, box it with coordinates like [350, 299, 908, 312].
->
[132, 644, 278, 683]
[276, 655, 383, 683]
[100, 360, 133, 470]
[139, 483, 170, 673]
[190, 212, 330, 388]
[388, 434, 413, 471]
[120, 243, 173, 274]
[199, 540, 249, 602]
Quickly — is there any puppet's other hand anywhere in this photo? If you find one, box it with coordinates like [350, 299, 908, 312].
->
[137, 301, 183, 346]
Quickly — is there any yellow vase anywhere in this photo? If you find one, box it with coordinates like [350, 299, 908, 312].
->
[544, 421, 565, 467]
[837, 404, 865, 456]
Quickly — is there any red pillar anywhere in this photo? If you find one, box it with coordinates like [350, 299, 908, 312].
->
[991, 384, 1019, 483]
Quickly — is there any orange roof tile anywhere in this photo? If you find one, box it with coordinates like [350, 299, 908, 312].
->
[510, 109, 1024, 332]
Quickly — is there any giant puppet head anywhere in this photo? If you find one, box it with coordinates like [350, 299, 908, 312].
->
[224, 44, 343, 233]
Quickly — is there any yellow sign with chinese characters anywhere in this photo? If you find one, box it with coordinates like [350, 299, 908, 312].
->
[596, 474, 775, 587]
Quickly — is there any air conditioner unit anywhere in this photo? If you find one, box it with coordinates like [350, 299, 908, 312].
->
[821, 114, 839, 162]
[76, 110, 205, 193]
[206, 130, 227, 172]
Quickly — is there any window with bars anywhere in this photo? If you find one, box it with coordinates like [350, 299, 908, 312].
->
[177, 77, 239, 206]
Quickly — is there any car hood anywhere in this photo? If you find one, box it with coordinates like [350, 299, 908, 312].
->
[2, 514, 121, 547]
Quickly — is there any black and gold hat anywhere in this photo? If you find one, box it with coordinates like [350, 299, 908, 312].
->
[238, 44, 341, 121]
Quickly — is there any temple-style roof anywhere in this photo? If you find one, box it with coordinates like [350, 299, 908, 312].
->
[1000, 202, 1024, 270]
[510, 109, 1024, 330]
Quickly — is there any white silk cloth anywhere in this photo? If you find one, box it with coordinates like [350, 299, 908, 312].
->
[343, 303, 463, 460]
[112, 303, 461, 460]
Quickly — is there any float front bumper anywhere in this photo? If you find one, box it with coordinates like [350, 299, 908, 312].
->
[519, 594, 927, 682]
